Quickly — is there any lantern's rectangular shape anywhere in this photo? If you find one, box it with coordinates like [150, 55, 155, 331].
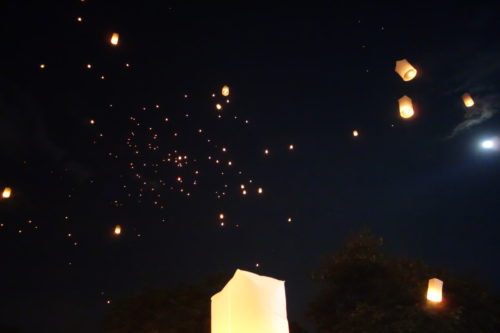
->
[427, 278, 443, 303]
[395, 59, 417, 81]
[110, 33, 119, 45]
[462, 93, 474, 107]
[211, 269, 289, 333]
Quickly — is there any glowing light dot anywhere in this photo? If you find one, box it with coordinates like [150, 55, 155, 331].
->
[86, 64, 92, 69]
[221, 85, 230, 97]
[242, 190, 247, 195]
[264, 149, 269, 155]
[258, 187, 263, 194]
[219, 213, 224, 220]
[216, 103, 222, 110]
[114, 225, 121, 235]
[289, 144, 294, 150]
[353, 130, 359, 137]
[40, 64, 45, 69]
[89, 119, 95, 125]
[77, 17, 83, 22]
[287, 217, 292, 222]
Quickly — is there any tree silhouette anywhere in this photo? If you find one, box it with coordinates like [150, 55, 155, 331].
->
[307, 229, 500, 332]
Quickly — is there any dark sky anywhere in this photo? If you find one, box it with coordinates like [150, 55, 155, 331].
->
[1, 1, 500, 332]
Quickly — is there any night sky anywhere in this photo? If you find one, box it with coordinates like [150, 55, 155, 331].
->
[1, 1, 500, 331]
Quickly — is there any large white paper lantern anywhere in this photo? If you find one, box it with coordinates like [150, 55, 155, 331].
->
[398, 95, 414, 119]
[211, 269, 289, 333]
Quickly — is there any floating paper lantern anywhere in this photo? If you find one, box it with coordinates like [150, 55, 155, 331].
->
[398, 95, 414, 119]
[352, 130, 359, 137]
[211, 269, 289, 333]
[216, 103, 223, 111]
[2, 187, 12, 199]
[462, 93, 474, 107]
[427, 278, 443, 303]
[395, 59, 417, 81]
[222, 85, 230, 97]
[114, 225, 121, 235]
[110, 33, 119, 46]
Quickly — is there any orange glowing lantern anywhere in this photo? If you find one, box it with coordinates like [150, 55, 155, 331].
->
[398, 95, 414, 119]
[352, 130, 359, 137]
[427, 278, 443, 303]
[114, 225, 121, 235]
[222, 85, 230, 97]
[462, 93, 474, 107]
[2, 187, 12, 199]
[110, 33, 120, 46]
[395, 59, 417, 81]
[216, 103, 223, 111]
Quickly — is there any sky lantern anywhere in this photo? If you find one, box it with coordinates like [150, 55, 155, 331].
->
[2, 187, 12, 199]
[222, 85, 230, 97]
[110, 32, 120, 46]
[426, 278, 443, 303]
[462, 93, 474, 107]
[395, 59, 417, 81]
[216, 103, 223, 110]
[398, 95, 414, 119]
[114, 225, 121, 235]
[352, 130, 359, 137]
[258, 187, 263, 194]
[211, 269, 289, 333]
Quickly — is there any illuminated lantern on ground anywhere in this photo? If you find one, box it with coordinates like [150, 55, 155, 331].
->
[462, 93, 474, 107]
[2, 187, 12, 199]
[211, 269, 289, 333]
[110, 33, 119, 46]
[114, 225, 121, 235]
[427, 278, 443, 303]
[398, 95, 414, 119]
[395, 59, 417, 81]
[222, 85, 230, 97]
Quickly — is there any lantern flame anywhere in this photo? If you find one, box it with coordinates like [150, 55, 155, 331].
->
[114, 225, 121, 235]
[427, 278, 443, 303]
[398, 95, 414, 119]
[462, 93, 474, 107]
[395, 59, 417, 81]
[110, 33, 119, 46]
[2, 187, 12, 199]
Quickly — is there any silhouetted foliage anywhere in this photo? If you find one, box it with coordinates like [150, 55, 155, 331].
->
[307, 229, 500, 332]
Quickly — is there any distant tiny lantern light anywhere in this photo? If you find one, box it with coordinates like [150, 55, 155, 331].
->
[2, 187, 12, 199]
[289, 144, 294, 150]
[77, 17, 83, 22]
[352, 130, 359, 137]
[86, 64, 92, 69]
[264, 149, 269, 155]
[427, 278, 443, 303]
[398, 95, 414, 119]
[114, 225, 121, 235]
[395, 59, 417, 81]
[222, 85, 230, 97]
[216, 103, 222, 111]
[219, 213, 225, 220]
[110, 32, 119, 46]
[462, 93, 474, 107]
[40, 64, 45, 69]
[258, 187, 263, 194]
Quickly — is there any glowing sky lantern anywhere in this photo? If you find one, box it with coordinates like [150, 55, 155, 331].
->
[258, 187, 263, 194]
[211, 269, 289, 333]
[2, 187, 12, 199]
[398, 95, 414, 119]
[352, 130, 359, 137]
[114, 225, 122, 235]
[110, 32, 120, 46]
[427, 278, 443, 303]
[395, 59, 417, 81]
[462, 93, 474, 107]
[222, 85, 230, 97]
[216, 103, 223, 111]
